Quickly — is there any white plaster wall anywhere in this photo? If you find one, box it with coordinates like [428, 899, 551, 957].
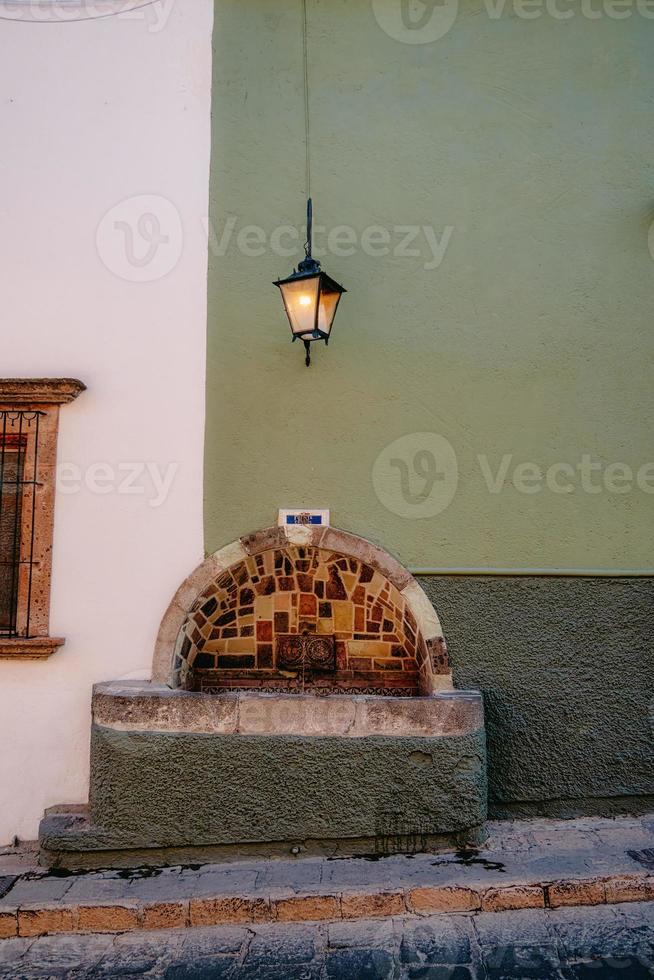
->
[0, 0, 213, 843]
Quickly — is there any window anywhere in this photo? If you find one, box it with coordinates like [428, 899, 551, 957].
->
[0, 413, 35, 635]
[0, 379, 85, 659]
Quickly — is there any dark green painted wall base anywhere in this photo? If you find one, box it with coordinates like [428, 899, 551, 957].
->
[419, 576, 654, 817]
[40, 724, 487, 867]
[489, 794, 654, 820]
[88, 725, 487, 846]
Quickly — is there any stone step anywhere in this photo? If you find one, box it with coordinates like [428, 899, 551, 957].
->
[1, 868, 653, 940]
[1, 814, 654, 940]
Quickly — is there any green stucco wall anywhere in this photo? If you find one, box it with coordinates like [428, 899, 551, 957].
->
[206, 0, 654, 571]
[204, 1, 654, 817]
[90, 726, 485, 845]
[420, 575, 654, 816]
[39, 724, 487, 866]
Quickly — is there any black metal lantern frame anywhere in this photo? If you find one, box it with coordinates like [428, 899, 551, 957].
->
[274, 199, 346, 366]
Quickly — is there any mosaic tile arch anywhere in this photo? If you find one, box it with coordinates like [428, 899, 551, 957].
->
[153, 526, 452, 696]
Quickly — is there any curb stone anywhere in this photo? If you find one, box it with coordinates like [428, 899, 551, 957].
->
[0, 872, 652, 939]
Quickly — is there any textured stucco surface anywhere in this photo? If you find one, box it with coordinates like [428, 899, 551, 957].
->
[205, 0, 654, 571]
[0, 0, 213, 847]
[79, 725, 486, 851]
[420, 576, 654, 816]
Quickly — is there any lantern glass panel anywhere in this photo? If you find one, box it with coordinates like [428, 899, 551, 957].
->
[317, 277, 343, 337]
[278, 275, 320, 338]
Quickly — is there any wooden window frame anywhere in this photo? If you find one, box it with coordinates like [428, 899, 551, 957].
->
[0, 379, 85, 660]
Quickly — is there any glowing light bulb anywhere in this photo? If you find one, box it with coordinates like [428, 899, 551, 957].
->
[299, 295, 311, 307]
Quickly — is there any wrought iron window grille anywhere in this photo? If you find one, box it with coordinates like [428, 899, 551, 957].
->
[0, 410, 44, 638]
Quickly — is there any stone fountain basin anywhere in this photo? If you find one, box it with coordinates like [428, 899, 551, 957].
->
[93, 681, 483, 738]
[40, 681, 487, 868]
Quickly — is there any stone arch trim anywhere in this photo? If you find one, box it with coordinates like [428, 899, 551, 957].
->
[152, 526, 452, 694]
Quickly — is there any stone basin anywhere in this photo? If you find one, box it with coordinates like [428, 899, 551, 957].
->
[40, 681, 487, 869]
[93, 681, 484, 738]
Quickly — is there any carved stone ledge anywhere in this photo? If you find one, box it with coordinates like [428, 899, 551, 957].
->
[0, 637, 65, 660]
[0, 378, 86, 405]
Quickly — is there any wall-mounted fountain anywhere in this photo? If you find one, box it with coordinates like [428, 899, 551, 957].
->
[40, 526, 487, 868]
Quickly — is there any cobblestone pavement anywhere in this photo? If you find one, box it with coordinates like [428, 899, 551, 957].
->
[0, 902, 652, 978]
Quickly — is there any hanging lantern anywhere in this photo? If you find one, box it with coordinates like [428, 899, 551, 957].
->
[274, 199, 346, 366]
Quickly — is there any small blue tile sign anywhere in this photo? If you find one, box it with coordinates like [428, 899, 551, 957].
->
[278, 509, 330, 527]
